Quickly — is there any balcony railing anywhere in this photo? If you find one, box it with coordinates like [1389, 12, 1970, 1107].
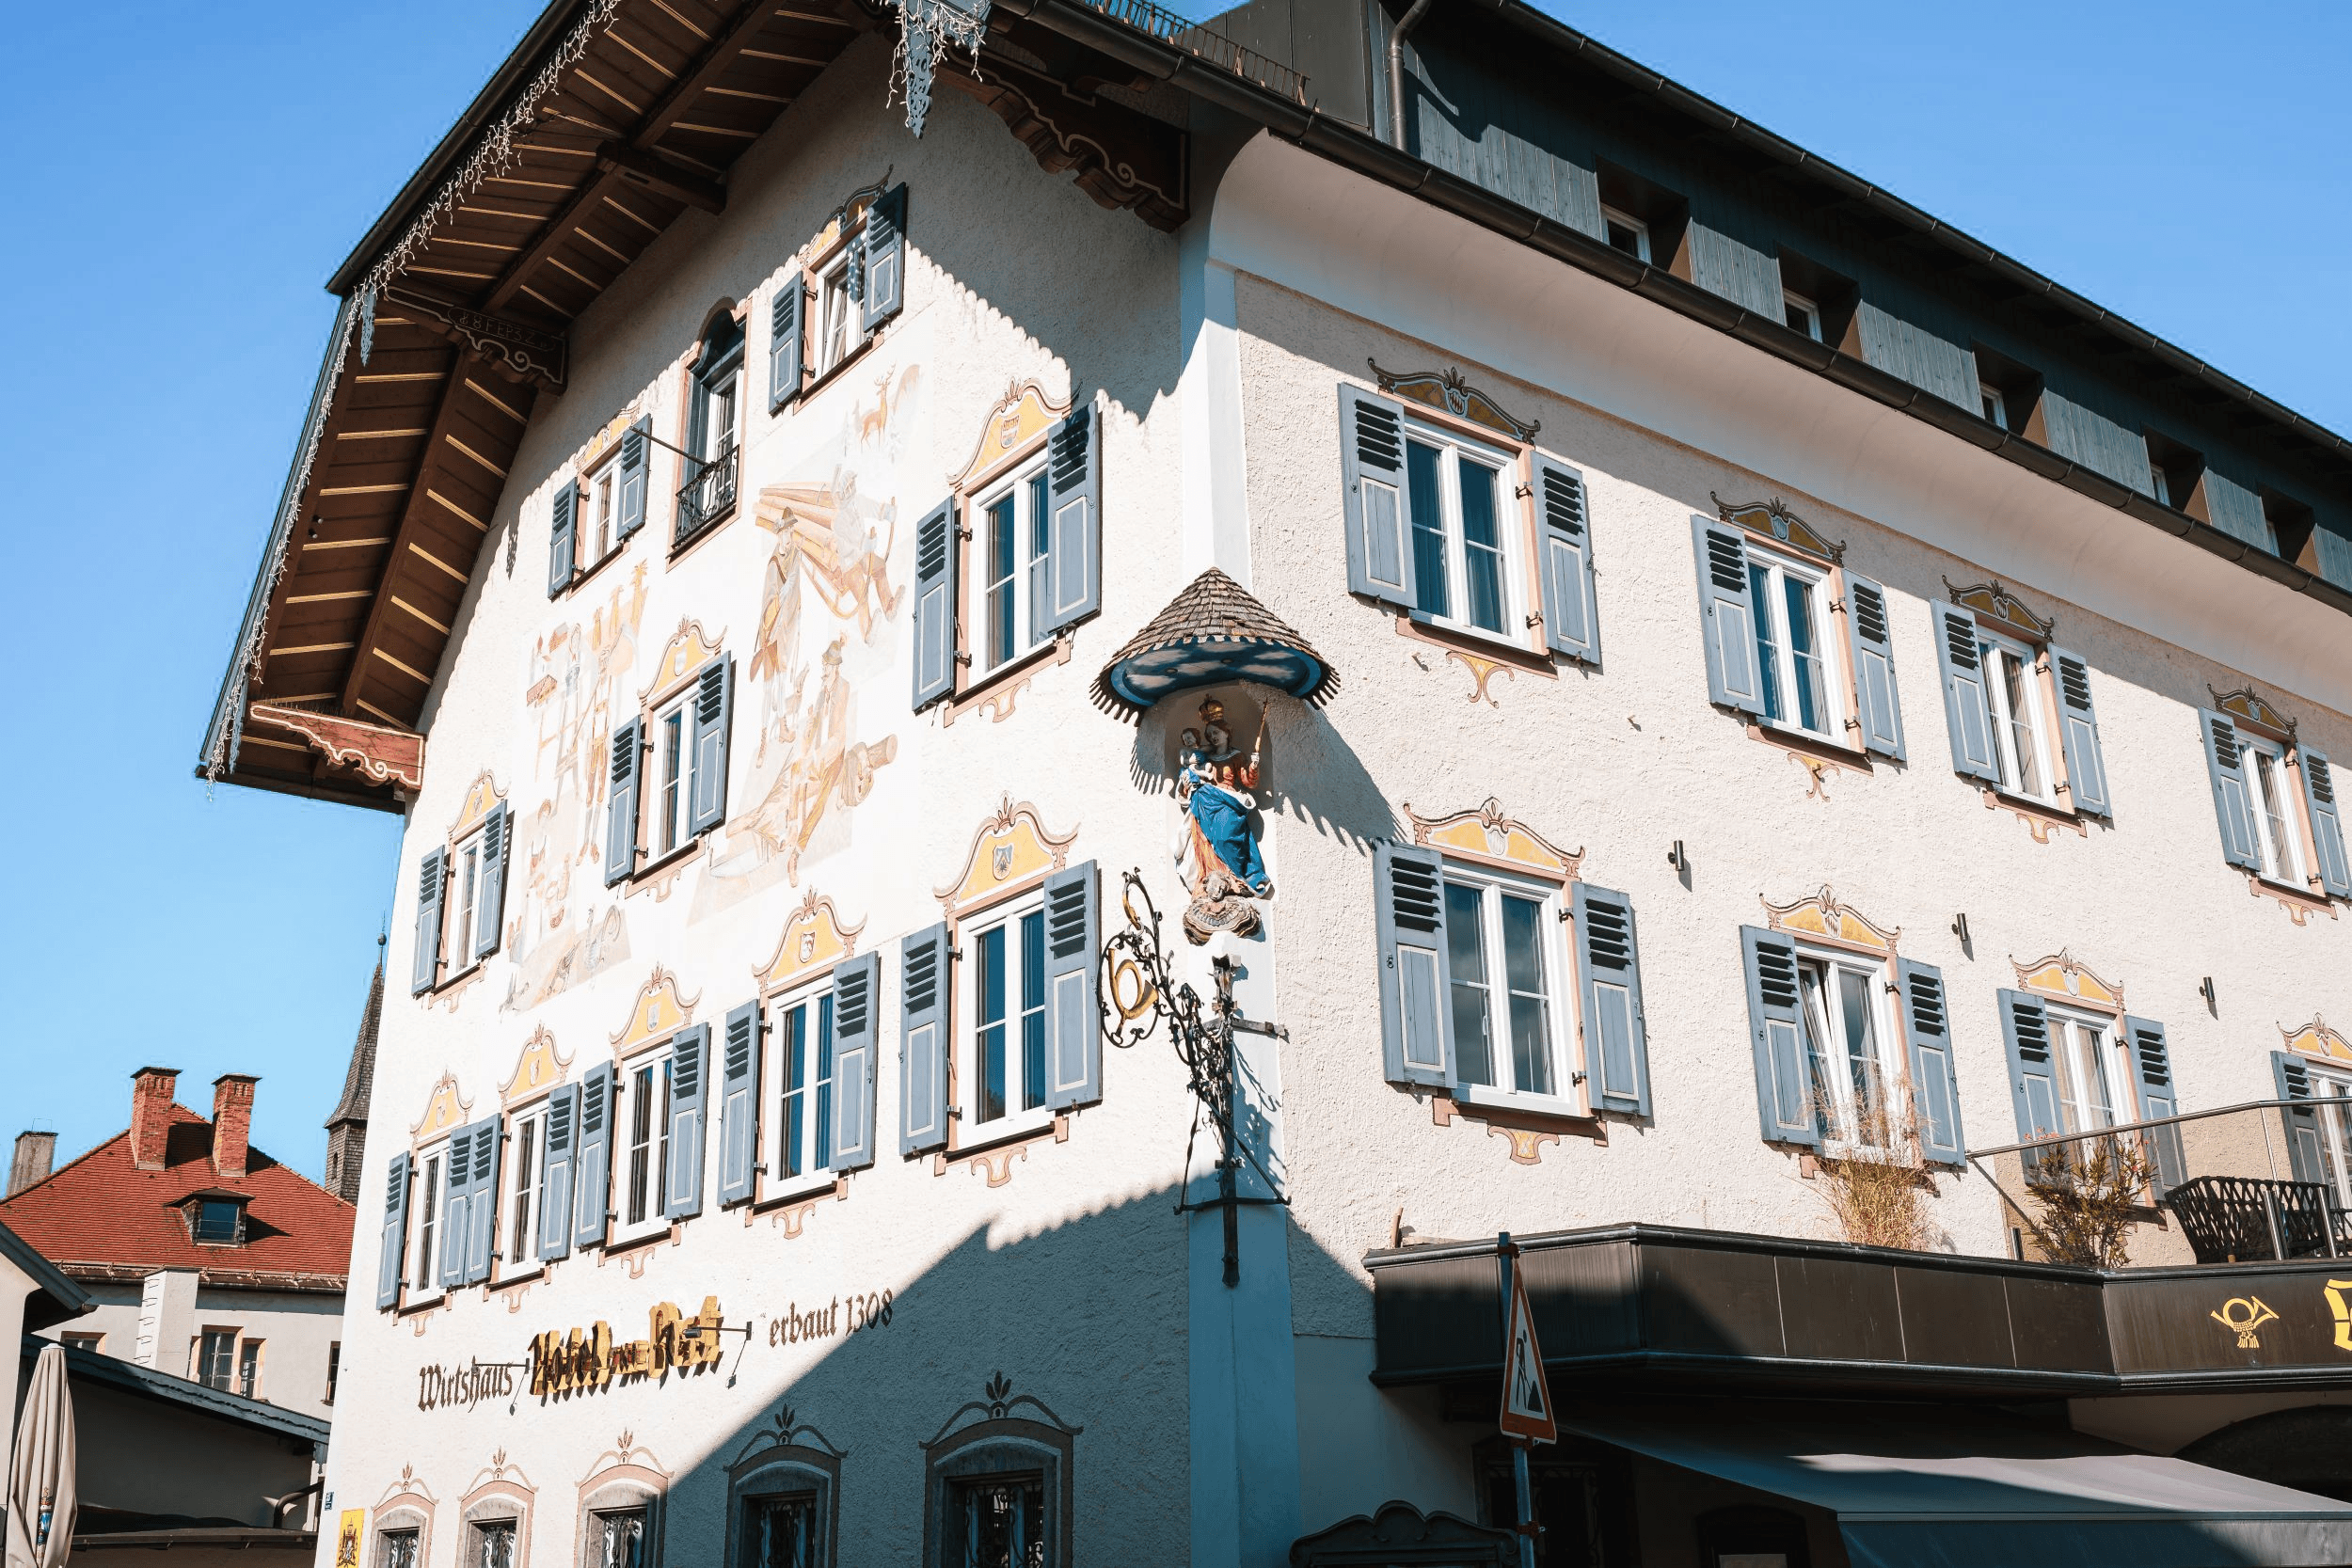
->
[1970, 1099, 2351, 1269]
[1073, 0, 1310, 103]
[675, 440, 739, 546]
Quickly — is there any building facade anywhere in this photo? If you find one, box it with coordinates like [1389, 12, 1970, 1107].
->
[200, 0, 2352, 1564]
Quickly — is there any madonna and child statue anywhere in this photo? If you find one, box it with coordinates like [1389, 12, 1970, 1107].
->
[1173, 696, 1271, 943]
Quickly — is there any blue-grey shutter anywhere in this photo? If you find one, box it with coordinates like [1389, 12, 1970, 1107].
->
[2048, 646, 2110, 817]
[410, 847, 446, 996]
[663, 1023, 708, 1221]
[1844, 573, 1905, 761]
[768, 273, 805, 412]
[1898, 959, 1963, 1165]
[1573, 883, 1648, 1117]
[2272, 1051, 2326, 1186]
[899, 923, 950, 1155]
[2199, 710, 2263, 871]
[1741, 926, 1816, 1147]
[473, 806, 511, 962]
[1532, 455, 1599, 665]
[572, 1062, 615, 1250]
[911, 500, 959, 710]
[1996, 990, 2062, 1144]
[1374, 843, 1454, 1087]
[604, 717, 641, 886]
[1933, 607, 2000, 784]
[860, 184, 906, 332]
[718, 1003, 762, 1207]
[1042, 862, 1102, 1111]
[437, 1127, 472, 1290]
[2124, 1015, 2184, 1196]
[1040, 403, 1102, 637]
[1691, 518, 1764, 715]
[535, 1084, 579, 1263]
[1338, 385, 1414, 610]
[616, 419, 649, 540]
[831, 952, 881, 1172]
[688, 657, 733, 836]
[2299, 748, 2352, 898]
[462, 1114, 501, 1285]
[548, 481, 576, 596]
[375, 1151, 410, 1310]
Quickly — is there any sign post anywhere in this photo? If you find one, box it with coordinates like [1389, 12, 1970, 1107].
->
[1497, 1231, 1554, 1568]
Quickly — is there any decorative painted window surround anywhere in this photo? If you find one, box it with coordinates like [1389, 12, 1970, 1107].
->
[1995, 948, 2182, 1193]
[601, 968, 709, 1254]
[1340, 362, 1601, 682]
[2199, 685, 2352, 922]
[459, 1456, 536, 1568]
[727, 888, 882, 1217]
[675, 306, 746, 556]
[494, 1027, 573, 1286]
[413, 772, 514, 1001]
[765, 179, 906, 418]
[381, 1071, 473, 1313]
[548, 407, 652, 600]
[918, 1374, 1081, 1568]
[721, 1408, 846, 1568]
[1931, 578, 2112, 842]
[372, 1480, 436, 1568]
[608, 621, 736, 894]
[576, 1435, 668, 1568]
[2277, 1018, 2352, 1204]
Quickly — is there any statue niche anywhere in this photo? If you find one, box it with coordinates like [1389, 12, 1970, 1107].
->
[1172, 695, 1271, 944]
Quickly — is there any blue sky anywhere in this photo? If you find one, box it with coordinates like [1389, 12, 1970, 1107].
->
[0, 1, 2342, 1184]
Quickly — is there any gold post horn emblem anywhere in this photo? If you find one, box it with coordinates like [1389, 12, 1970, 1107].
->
[2211, 1295, 2279, 1349]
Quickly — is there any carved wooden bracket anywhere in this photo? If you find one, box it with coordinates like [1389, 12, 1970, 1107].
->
[246, 701, 425, 791]
[384, 284, 567, 391]
[935, 54, 1186, 232]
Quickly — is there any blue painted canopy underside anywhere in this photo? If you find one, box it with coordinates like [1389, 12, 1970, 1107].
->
[1104, 639, 1326, 710]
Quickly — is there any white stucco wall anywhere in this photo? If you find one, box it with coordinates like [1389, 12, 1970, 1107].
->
[40, 1279, 345, 1418]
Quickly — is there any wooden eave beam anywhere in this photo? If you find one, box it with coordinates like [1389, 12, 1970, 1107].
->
[599, 141, 726, 214]
[631, 0, 786, 150]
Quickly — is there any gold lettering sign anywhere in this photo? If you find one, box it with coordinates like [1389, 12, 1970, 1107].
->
[2326, 1280, 2352, 1353]
[528, 1297, 726, 1396]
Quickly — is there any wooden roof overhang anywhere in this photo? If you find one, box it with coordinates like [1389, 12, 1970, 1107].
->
[201, 0, 1294, 810]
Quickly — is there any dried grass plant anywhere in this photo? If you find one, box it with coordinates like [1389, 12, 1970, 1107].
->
[1810, 1087, 1934, 1252]
[2018, 1137, 2152, 1268]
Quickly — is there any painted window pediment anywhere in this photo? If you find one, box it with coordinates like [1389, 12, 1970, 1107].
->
[1371, 359, 1539, 443]
[1716, 494, 1844, 564]
[936, 797, 1078, 918]
[1404, 798, 1582, 882]
[2281, 1016, 2352, 1065]
[409, 1071, 471, 1148]
[2210, 683, 2296, 740]
[640, 618, 726, 705]
[1761, 884, 1899, 955]
[499, 1027, 572, 1107]
[755, 888, 866, 992]
[1944, 576, 2053, 641]
[2011, 947, 2124, 1011]
[612, 966, 700, 1054]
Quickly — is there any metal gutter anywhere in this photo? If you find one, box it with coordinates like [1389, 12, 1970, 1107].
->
[0, 1220, 92, 1334]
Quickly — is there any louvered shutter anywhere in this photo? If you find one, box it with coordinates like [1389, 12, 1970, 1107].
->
[375, 1151, 410, 1310]
[1932, 607, 2000, 783]
[718, 1003, 763, 1206]
[2048, 646, 2110, 817]
[899, 923, 951, 1154]
[664, 1023, 708, 1221]
[860, 184, 906, 332]
[1532, 455, 1599, 665]
[1741, 927, 1816, 1147]
[616, 419, 650, 540]
[473, 806, 511, 962]
[462, 1114, 502, 1285]
[1573, 882, 1648, 1117]
[1042, 862, 1103, 1111]
[572, 1062, 615, 1250]
[604, 718, 641, 886]
[1338, 385, 1414, 610]
[1843, 572, 1905, 761]
[2199, 711, 2263, 871]
[1374, 843, 1454, 1086]
[1996, 990, 2062, 1145]
[688, 657, 734, 836]
[536, 1084, 579, 1263]
[410, 847, 446, 995]
[769, 272, 805, 411]
[437, 1128, 471, 1290]
[1040, 403, 1102, 636]
[911, 499, 960, 710]
[2124, 1015, 2184, 1196]
[831, 952, 882, 1172]
[548, 481, 577, 596]
[1690, 518, 1764, 714]
[2299, 748, 2352, 898]
[2272, 1051, 2327, 1185]
[1897, 959, 1963, 1165]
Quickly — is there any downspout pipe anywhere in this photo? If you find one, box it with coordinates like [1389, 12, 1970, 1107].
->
[1386, 0, 1433, 150]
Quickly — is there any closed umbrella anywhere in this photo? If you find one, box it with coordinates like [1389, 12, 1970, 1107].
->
[6, 1344, 76, 1568]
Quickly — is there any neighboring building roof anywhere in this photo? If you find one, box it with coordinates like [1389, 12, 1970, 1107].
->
[326, 956, 382, 1131]
[0, 1106, 354, 1290]
[0, 1218, 91, 1333]
[28, 1334, 331, 1450]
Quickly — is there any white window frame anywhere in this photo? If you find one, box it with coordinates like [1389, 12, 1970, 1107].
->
[1979, 383, 2008, 429]
[502, 1100, 551, 1271]
[648, 689, 694, 863]
[583, 455, 622, 572]
[408, 1139, 451, 1303]
[2044, 1005, 2132, 1137]
[959, 890, 1057, 1144]
[2243, 735, 2310, 887]
[195, 1326, 241, 1390]
[1979, 629, 2058, 805]
[967, 454, 1055, 679]
[1783, 289, 1822, 341]
[1745, 544, 1846, 742]
[615, 1046, 675, 1244]
[237, 1336, 265, 1399]
[812, 245, 861, 382]
[1600, 206, 1650, 261]
[1403, 419, 1525, 648]
[695, 362, 741, 468]
[470, 1519, 519, 1568]
[1793, 944, 1903, 1154]
[769, 978, 845, 1200]
[1439, 865, 1581, 1116]
[447, 821, 491, 976]
[2309, 1065, 2352, 1211]
[586, 1507, 650, 1568]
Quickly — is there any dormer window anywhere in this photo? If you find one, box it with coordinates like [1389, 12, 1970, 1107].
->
[187, 1195, 247, 1245]
[1600, 206, 1649, 261]
[1783, 290, 1822, 341]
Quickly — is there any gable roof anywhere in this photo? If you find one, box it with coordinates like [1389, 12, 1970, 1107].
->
[0, 1105, 355, 1291]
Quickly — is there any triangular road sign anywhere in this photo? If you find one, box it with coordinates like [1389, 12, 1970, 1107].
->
[1498, 1266, 1556, 1443]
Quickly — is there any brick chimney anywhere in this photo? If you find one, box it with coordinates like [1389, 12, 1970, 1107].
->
[212, 1074, 259, 1181]
[7, 1132, 55, 1196]
[130, 1067, 180, 1171]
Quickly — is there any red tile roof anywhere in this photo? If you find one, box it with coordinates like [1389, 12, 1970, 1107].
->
[0, 1104, 354, 1290]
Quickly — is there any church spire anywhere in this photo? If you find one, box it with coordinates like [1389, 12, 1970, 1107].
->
[323, 935, 384, 1205]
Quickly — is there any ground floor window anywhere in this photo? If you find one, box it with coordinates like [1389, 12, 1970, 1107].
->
[744, 1494, 818, 1568]
[379, 1530, 421, 1568]
[1477, 1440, 1637, 1568]
[589, 1509, 647, 1568]
[953, 1477, 1046, 1568]
[472, 1520, 517, 1568]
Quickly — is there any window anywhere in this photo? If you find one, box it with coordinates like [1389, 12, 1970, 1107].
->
[972, 460, 1054, 677]
[413, 804, 513, 995]
[773, 987, 840, 1189]
[549, 420, 650, 595]
[2244, 735, 2308, 886]
[1979, 383, 2007, 429]
[963, 895, 1052, 1138]
[2307, 1067, 2352, 1211]
[2044, 1007, 2136, 1136]
[197, 1329, 239, 1390]
[652, 690, 692, 860]
[1978, 631, 2054, 803]
[451, 820, 486, 969]
[2201, 705, 2351, 898]
[1600, 206, 1650, 261]
[379, 1529, 421, 1568]
[813, 250, 858, 382]
[952, 1477, 1047, 1568]
[620, 1051, 675, 1240]
[1442, 873, 1567, 1104]
[192, 1196, 245, 1244]
[589, 1509, 648, 1568]
[237, 1337, 264, 1399]
[1404, 420, 1518, 638]
[743, 1494, 818, 1568]
[679, 313, 746, 546]
[410, 1142, 450, 1296]
[1933, 605, 2111, 819]
[1744, 546, 1838, 739]
[1792, 951, 1900, 1148]
[607, 658, 735, 884]
[472, 1521, 518, 1568]
[1782, 290, 1821, 341]
[326, 1342, 341, 1405]
[506, 1102, 548, 1265]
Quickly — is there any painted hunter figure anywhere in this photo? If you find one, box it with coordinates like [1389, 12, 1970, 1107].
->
[1174, 697, 1270, 942]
